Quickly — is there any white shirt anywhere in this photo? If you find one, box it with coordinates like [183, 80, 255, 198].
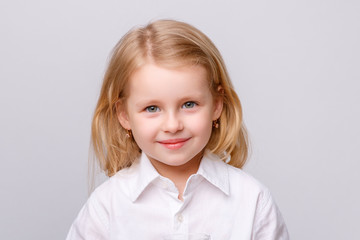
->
[66, 150, 289, 240]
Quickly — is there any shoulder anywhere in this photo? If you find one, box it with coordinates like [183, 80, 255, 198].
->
[226, 164, 269, 195]
[225, 163, 277, 211]
[66, 168, 136, 240]
[225, 165, 290, 239]
[77, 167, 136, 224]
[90, 166, 136, 202]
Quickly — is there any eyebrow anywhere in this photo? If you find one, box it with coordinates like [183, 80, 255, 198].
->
[134, 99, 161, 108]
[134, 92, 207, 107]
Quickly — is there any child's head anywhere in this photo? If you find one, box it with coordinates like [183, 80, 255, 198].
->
[92, 19, 248, 177]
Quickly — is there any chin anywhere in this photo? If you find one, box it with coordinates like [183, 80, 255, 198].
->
[159, 158, 190, 167]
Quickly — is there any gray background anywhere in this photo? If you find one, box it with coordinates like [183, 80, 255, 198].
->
[1, 0, 359, 239]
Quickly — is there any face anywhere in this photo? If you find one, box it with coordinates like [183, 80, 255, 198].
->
[117, 63, 222, 173]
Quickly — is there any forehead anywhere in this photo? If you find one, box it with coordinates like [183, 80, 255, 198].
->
[126, 63, 212, 102]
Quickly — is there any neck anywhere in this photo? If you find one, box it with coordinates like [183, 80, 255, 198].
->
[148, 151, 204, 200]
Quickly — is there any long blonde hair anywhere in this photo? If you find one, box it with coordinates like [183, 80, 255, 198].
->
[91, 19, 249, 177]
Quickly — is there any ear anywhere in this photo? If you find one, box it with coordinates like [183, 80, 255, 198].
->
[212, 86, 224, 120]
[116, 101, 131, 130]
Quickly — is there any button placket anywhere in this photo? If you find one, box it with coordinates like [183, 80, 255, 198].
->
[174, 211, 188, 232]
[177, 213, 184, 223]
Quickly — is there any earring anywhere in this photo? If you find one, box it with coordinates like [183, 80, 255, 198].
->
[213, 119, 219, 128]
[126, 129, 132, 138]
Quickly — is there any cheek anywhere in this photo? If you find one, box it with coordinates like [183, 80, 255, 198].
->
[131, 127, 150, 151]
[189, 116, 213, 137]
[130, 118, 157, 142]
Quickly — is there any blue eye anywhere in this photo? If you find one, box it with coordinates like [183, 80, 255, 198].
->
[182, 101, 196, 109]
[145, 106, 159, 112]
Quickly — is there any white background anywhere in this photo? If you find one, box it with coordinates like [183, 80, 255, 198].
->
[1, 0, 359, 239]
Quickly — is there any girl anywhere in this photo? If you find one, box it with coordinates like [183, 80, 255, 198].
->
[66, 19, 289, 240]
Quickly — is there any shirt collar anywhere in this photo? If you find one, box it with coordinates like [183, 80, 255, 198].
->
[197, 149, 230, 196]
[126, 152, 160, 202]
[126, 149, 230, 202]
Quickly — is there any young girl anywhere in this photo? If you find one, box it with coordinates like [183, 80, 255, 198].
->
[66, 19, 289, 240]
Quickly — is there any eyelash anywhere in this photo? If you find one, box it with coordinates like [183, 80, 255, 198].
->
[144, 101, 197, 113]
[182, 101, 197, 109]
[145, 106, 160, 113]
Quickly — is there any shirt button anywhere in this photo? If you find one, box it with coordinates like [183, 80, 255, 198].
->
[177, 214, 184, 222]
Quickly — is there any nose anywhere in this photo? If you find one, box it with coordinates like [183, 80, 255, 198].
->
[162, 111, 183, 133]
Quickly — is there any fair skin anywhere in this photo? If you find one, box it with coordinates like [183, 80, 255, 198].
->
[117, 63, 223, 200]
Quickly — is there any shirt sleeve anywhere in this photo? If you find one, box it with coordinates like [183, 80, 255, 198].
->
[66, 191, 109, 240]
[252, 189, 290, 240]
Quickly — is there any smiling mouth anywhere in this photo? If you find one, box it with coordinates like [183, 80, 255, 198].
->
[157, 138, 190, 150]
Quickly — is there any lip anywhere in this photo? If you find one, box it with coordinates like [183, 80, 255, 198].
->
[157, 138, 190, 150]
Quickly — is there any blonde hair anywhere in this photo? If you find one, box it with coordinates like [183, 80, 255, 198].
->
[91, 19, 249, 177]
